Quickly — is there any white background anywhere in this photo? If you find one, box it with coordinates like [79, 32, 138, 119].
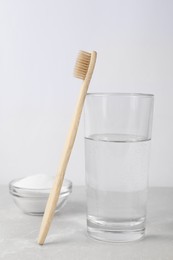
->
[0, 0, 173, 186]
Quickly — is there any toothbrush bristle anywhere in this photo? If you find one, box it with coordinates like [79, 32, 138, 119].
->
[74, 51, 91, 80]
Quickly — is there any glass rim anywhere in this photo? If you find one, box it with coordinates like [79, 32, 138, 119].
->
[87, 92, 154, 98]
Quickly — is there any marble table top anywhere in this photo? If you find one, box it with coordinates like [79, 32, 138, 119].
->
[0, 186, 173, 260]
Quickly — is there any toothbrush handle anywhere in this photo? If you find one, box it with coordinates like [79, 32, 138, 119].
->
[38, 52, 97, 245]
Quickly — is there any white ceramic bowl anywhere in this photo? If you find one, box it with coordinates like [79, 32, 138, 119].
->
[9, 178, 72, 216]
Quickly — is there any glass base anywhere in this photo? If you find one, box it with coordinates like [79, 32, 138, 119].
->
[87, 217, 145, 243]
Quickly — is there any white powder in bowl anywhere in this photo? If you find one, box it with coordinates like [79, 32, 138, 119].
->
[14, 174, 54, 189]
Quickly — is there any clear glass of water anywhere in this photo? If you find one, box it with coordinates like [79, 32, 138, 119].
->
[84, 93, 154, 242]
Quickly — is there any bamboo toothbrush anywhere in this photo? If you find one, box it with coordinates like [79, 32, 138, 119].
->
[38, 50, 97, 245]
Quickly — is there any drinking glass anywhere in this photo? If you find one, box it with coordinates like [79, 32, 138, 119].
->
[84, 93, 154, 242]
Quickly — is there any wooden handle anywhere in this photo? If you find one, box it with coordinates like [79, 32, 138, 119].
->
[38, 51, 97, 245]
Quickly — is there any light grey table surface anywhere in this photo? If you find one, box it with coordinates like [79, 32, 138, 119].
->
[0, 186, 173, 260]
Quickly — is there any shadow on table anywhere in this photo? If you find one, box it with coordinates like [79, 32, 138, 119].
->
[57, 200, 86, 216]
[145, 233, 173, 242]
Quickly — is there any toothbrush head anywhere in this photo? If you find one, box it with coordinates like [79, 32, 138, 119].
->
[74, 51, 92, 80]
